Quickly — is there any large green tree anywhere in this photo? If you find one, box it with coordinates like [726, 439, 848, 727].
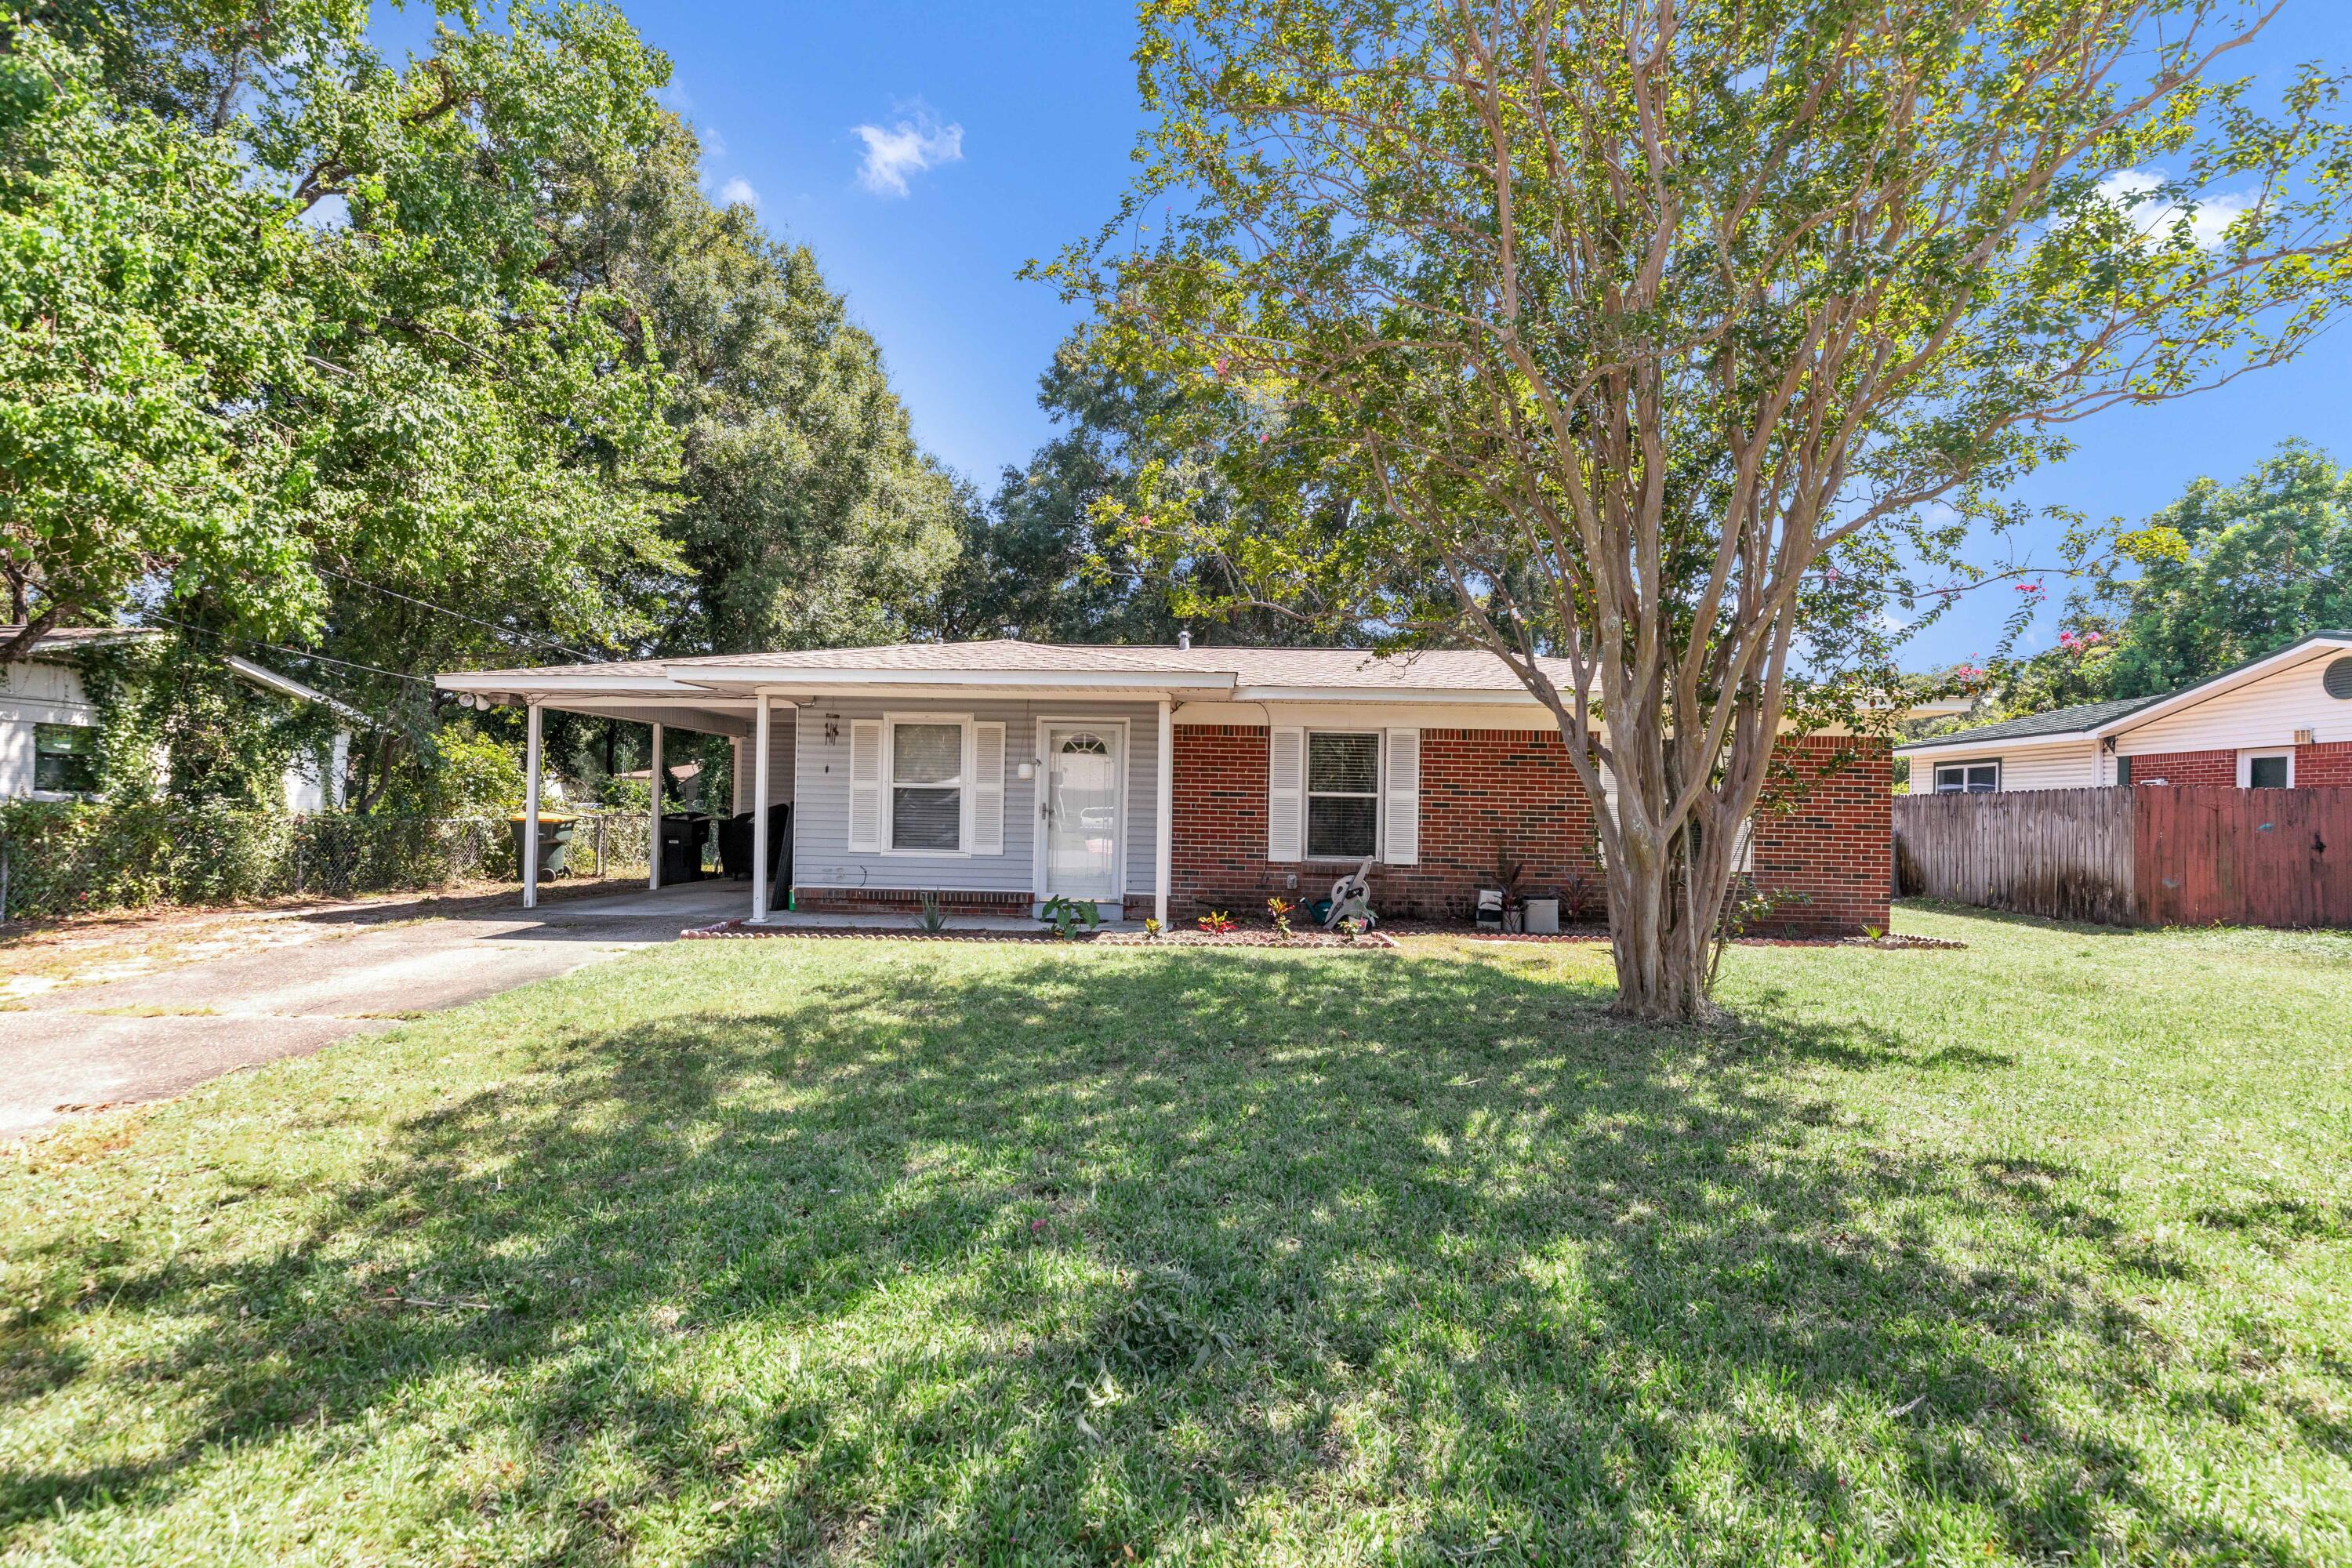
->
[1049, 0, 2352, 1020]
[941, 327, 1360, 646]
[554, 114, 964, 657]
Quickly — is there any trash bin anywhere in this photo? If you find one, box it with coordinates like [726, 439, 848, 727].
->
[510, 815, 577, 880]
[659, 811, 710, 884]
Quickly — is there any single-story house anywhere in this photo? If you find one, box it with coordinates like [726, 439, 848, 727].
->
[1, 626, 358, 810]
[1897, 630, 2352, 793]
[437, 639, 1896, 932]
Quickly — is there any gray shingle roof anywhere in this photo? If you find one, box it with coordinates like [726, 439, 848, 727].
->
[1900, 695, 2161, 751]
[442, 638, 1577, 695]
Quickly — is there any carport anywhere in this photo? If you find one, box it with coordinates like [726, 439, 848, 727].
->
[433, 662, 798, 920]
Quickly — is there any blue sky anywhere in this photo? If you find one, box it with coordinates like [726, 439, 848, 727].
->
[418, 3, 2352, 669]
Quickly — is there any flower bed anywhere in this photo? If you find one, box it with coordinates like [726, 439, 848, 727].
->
[1098, 929, 1399, 949]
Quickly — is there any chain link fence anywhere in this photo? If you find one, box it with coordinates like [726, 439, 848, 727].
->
[0, 802, 662, 921]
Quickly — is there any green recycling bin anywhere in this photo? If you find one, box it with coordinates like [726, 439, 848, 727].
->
[509, 814, 577, 881]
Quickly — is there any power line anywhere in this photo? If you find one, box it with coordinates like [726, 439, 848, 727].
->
[143, 613, 435, 688]
[313, 565, 604, 663]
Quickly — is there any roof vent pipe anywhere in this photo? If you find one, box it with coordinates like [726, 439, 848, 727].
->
[1177, 629, 1192, 651]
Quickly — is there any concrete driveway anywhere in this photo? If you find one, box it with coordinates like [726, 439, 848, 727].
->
[2, 881, 744, 1138]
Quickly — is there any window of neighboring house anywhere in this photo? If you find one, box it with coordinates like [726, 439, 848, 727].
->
[2114, 755, 2131, 786]
[889, 720, 966, 851]
[33, 723, 100, 794]
[2241, 750, 2293, 789]
[1933, 760, 2000, 793]
[1305, 731, 1381, 860]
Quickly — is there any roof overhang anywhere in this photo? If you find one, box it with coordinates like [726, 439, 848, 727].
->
[669, 666, 1239, 696]
[1896, 727, 2098, 757]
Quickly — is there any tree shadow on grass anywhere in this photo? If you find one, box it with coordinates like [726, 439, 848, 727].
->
[1, 947, 2334, 1563]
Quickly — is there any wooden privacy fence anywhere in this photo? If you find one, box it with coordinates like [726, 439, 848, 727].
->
[1894, 785, 2352, 928]
[1893, 787, 2136, 924]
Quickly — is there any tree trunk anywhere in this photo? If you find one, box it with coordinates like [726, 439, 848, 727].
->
[1599, 799, 1751, 1024]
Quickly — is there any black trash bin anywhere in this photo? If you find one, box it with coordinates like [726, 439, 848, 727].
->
[720, 804, 791, 889]
[659, 812, 710, 884]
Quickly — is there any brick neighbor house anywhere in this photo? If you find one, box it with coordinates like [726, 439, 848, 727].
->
[437, 640, 1893, 933]
[1897, 630, 2352, 793]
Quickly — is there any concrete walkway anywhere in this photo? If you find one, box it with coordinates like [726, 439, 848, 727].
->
[2, 880, 742, 1139]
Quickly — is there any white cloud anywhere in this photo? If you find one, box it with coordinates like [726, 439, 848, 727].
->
[852, 106, 964, 198]
[718, 176, 760, 209]
[699, 125, 728, 161]
[2096, 169, 2256, 250]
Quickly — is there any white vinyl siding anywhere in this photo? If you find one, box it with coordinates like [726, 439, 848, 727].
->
[794, 699, 1163, 897]
[729, 721, 797, 814]
[2116, 654, 2352, 757]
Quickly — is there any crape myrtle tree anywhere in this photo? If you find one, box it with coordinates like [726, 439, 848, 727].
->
[1044, 0, 2352, 1020]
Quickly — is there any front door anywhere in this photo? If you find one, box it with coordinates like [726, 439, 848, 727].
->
[1041, 725, 1121, 902]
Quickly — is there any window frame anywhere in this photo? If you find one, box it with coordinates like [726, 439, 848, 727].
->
[2238, 748, 2295, 789]
[1933, 759, 2001, 794]
[881, 713, 973, 856]
[1304, 729, 1383, 862]
[31, 721, 100, 797]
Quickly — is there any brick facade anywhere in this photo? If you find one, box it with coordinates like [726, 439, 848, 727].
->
[1748, 735, 1895, 933]
[791, 888, 1031, 916]
[2125, 742, 2352, 787]
[2297, 741, 2352, 786]
[1170, 724, 1892, 934]
[2123, 749, 2235, 786]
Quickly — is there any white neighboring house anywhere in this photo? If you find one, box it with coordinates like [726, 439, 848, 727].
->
[1897, 630, 2352, 793]
[0, 626, 359, 809]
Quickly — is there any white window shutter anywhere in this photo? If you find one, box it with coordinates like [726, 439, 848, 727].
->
[848, 720, 884, 852]
[1383, 728, 1420, 864]
[971, 722, 1006, 855]
[1268, 726, 1304, 861]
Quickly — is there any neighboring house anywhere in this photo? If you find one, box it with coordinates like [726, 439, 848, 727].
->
[0, 626, 359, 809]
[439, 639, 1895, 932]
[1897, 630, 2352, 793]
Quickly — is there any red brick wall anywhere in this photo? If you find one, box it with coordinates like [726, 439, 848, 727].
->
[2125, 743, 2352, 786]
[1170, 724, 1891, 933]
[1749, 735, 1893, 934]
[2295, 742, 2352, 786]
[2122, 749, 2235, 786]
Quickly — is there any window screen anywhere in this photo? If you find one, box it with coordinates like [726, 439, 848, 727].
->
[2248, 754, 2291, 789]
[1934, 761, 1998, 793]
[891, 722, 964, 849]
[33, 724, 99, 794]
[1306, 731, 1380, 859]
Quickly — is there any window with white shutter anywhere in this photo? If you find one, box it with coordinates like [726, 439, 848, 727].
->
[970, 722, 1006, 854]
[1382, 728, 1419, 864]
[1268, 726, 1305, 860]
[848, 720, 884, 851]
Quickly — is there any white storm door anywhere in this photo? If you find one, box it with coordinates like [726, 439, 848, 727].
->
[1040, 724, 1122, 901]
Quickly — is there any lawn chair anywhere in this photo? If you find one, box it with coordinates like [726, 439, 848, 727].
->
[1323, 857, 1378, 929]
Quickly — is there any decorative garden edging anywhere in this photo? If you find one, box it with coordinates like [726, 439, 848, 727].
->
[680, 920, 1399, 949]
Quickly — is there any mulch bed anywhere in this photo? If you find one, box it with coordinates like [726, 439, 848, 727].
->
[1468, 930, 1967, 950]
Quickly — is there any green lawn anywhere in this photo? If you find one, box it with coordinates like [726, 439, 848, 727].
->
[5, 910, 2351, 1566]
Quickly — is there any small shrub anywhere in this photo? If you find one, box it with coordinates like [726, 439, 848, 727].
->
[920, 891, 949, 932]
[1267, 895, 1294, 936]
[1197, 909, 1236, 935]
[1142, 916, 1163, 940]
[1039, 895, 1101, 939]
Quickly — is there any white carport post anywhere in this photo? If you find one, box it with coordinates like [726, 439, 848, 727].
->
[750, 693, 771, 923]
[521, 700, 543, 909]
[647, 721, 664, 892]
[1156, 696, 1173, 927]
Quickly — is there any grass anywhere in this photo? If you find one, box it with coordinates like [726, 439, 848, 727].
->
[2, 907, 2350, 1565]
